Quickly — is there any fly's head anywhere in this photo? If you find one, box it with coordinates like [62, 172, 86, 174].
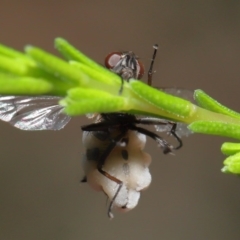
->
[105, 51, 144, 80]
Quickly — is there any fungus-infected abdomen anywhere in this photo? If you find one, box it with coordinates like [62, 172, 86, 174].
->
[81, 130, 152, 212]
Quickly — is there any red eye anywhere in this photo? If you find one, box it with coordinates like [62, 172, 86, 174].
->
[105, 52, 122, 69]
[136, 60, 144, 79]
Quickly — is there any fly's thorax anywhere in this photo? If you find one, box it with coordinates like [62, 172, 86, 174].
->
[82, 125, 147, 150]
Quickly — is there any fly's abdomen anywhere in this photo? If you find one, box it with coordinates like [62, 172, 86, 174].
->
[81, 129, 152, 211]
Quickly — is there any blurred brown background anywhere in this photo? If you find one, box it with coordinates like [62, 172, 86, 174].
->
[1, 1, 240, 239]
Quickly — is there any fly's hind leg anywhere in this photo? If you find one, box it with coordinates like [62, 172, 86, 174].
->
[136, 117, 183, 150]
[168, 122, 182, 149]
[96, 131, 127, 219]
[130, 125, 173, 154]
[82, 122, 128, 218]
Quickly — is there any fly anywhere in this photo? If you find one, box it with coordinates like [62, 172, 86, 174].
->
[80, 45, 186, 218]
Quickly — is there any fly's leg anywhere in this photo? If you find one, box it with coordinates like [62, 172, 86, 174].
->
[96, 131, 127, 218]
[118, 78, 124, 95]
[135, 118, 183, 150]
[82, 121, 128, 218]
[99, 170, 123, 219]
[168, 123, 182, 149]
[136, 117, 168, 125]
[138, 120, 183, 150]
[147, 44, 158, 86]
[130, 125, 173, 154]
[139, 119, 183, 150]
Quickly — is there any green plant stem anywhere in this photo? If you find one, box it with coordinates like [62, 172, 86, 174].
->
[1, 38, 240, 174]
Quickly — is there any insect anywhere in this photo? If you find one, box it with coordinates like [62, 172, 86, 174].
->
[0, 45, 192, 218]
[80, 46, 186, 218]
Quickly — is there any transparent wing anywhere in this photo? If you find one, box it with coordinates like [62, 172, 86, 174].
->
[0, 96, 71, 130]
[162, 88, 195, 102]
[154, 88, 195, 137]
[154, 120, 193, 138]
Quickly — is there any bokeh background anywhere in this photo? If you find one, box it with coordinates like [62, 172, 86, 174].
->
[1, 1, 240, 239]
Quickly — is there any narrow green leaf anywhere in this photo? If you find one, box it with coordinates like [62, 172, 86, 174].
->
[25, 46, 86, 86]
[55, 38, 123, 87]
[60, 89, 126, 116]
[70, 61, 121, 89]
[130, 80, 195, 118]
[0, 43, 33, 64]
[66, 87, 120, 100]
[221, 142, 240, 156]
[222, 152, 240, 174]
[0, 55, 29, 75]
[0, 76, 52, 94]
[55, 38, 109, 74]
[189, 121, 240, 140]
[194, 90, 240, 119]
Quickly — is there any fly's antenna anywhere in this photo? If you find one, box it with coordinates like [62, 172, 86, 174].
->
[147, 44, 158, 86]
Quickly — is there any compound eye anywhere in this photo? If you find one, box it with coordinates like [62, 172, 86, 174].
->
[136, 60, 144, 79]
[105, 52, 122, 69]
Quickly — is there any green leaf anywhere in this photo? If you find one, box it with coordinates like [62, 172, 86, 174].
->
[130, 80, 195, 119]
[25, 45, 85, 86]
[0, 76, 52, 94]
[55, 38, 108, 73]
[0, 43, 33, 64]
[0, 55, 29, 75]
[221, 142, 240, 156]
[60, 88, 126, 115]
[70, 61, 121, 88]
[189, 121, 240, 140]
[222, 152, 240, 174]
[194, 90, 240, 119]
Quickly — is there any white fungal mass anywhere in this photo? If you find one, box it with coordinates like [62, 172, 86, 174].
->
[81, 129, 152, 212]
